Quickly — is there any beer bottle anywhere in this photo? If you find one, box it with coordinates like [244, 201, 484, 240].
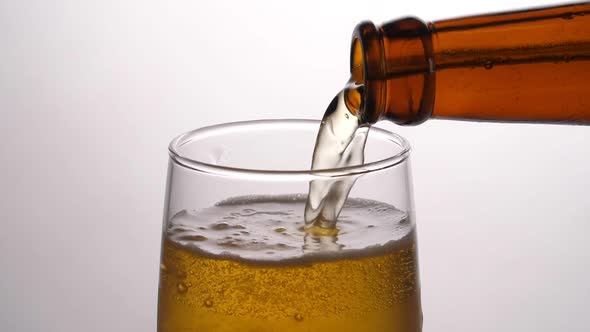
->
[347, 2, 590, 125]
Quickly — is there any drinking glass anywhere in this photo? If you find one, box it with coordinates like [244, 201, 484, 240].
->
[158, 120, 422, 332]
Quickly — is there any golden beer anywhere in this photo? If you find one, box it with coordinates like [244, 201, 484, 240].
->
[157, 196, 422, 332]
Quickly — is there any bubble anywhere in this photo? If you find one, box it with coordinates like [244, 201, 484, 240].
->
[232, 224, 246, 229]
[562, 13, 574, 20]
[198, 226, 207, 230]
[240, 231, 250, 235]
[294, 313, 304, 322]
[204, 299, 214, 307]
[274, 227, 287, 233]
[219, 241, 240, 248]
[211, 223, 230, 230]
[367, 225, 375, 228]
[169, 227, 187, 234]
[344, 113, 349, 119]
[177, 282, 188, 294]
[160, 263, 168, 272]
[177, 270, 187, 279]
[179, 234, 208, 242]
[484, 61, 493, 70]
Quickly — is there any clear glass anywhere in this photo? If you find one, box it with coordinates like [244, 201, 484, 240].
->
[158, 120, 422, 332]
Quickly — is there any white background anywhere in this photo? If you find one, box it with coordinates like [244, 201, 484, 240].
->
[1, 0, 589, 331]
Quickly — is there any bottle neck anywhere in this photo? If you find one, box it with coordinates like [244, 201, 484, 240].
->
[352, 3, 590, 125]
[351, 18, 435, 125]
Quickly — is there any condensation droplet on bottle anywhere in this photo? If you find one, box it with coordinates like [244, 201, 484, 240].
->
[294, 313, 304, 322]
[484, 61, 494, 70]
[562, 13, 574, 20]
[204, 299, 214, 307]
[177, 270, 187, 279]
[177, 282, 188, 294]
[160, 263, 168, 273]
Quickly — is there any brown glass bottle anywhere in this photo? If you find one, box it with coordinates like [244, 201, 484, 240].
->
[349, 2, 590, 125]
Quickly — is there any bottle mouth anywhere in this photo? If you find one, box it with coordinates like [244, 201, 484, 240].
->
[350, 21, 385, 124]
[350, 37, 365, 84]
[350, 18, 436, 126]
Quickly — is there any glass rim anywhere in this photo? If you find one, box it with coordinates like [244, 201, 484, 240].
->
[168, 119, 411, 180]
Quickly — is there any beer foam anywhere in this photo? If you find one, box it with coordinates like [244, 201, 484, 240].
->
[167, 195, 414, 264]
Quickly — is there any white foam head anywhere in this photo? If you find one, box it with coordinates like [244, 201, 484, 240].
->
[167, 195, 414, 264]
